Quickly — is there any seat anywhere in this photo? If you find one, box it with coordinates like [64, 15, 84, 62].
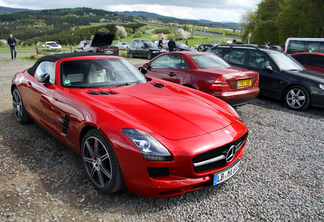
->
[88, 66, 106, 83]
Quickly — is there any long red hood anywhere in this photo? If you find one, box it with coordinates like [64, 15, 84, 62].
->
[77, 82, 237, 140]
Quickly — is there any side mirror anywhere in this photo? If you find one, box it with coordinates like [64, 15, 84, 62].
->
[138, 67, 148, 75]
[263, 66, 273, 72]
[37, 73, 51, 84]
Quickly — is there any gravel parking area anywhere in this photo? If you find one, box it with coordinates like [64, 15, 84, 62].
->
[0, 56, 323, 221]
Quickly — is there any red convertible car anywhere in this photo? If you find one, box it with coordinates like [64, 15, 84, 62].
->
[11, 53, 248, 198]
[139, 51, 260, 106]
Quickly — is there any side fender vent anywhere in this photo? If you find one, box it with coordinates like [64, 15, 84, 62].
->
[151, 82, 165, 88]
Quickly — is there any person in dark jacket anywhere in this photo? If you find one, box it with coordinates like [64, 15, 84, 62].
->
[7, 34, 17, 60]
[158, 37, 164, 48]
[168, 38, 176, 52]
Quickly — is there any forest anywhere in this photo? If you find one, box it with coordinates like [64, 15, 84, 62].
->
[240, 0, 324, 45]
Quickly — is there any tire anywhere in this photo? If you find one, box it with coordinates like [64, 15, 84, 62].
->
[12, 87, 31, 124]
[129, 51, 134, 58]
[284, 85, 310, 111]
[146, 52, 152, 60]
[81, 129, 124, 194]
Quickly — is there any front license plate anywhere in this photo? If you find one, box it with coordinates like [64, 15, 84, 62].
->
[212, 160, 240, 186]
[237, 79, 251, 87]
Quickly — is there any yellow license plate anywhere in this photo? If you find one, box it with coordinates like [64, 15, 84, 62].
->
[237, 79, 251, 87]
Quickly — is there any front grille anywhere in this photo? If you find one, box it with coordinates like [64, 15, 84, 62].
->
[192, 135, 246, 173]
[147, 167, 170, 177]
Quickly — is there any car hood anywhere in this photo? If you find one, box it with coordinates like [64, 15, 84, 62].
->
[80, 82, 237, 140]
[283, 69, 324, 82]
[91, 32, 114, 47]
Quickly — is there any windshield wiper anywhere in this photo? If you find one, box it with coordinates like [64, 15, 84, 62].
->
[114, 81, 139, 87]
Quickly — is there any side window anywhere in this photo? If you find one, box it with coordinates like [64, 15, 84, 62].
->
[138, 43, 144, 48]
[227, 50, 246, 65]
[307, 42, 321, 52]
[306, 55, 324, 68]
[287, 40, 306, 54]
[35, 61, 55, 84]
[151, 54, 187, 69]
[292, 54, 306, 64]
[248, 51, 271, 69]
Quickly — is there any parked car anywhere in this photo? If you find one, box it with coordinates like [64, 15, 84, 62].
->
[74, 41, 92, 53]
[139, 51, 260, 106]
[42, 41, 62, 51]
[129, 39, 152, 48]
[291, 52, 324, 73]
[162, 42, 195, 51]
[197, 44, 218, 52]
[128, 39, 166, 60]
[115, 41, 129, 50]
[11, 53, 248, 198]
[89, 32, 119, 55]
[207, 45, 324, 110]
[77, 40, 92, 49]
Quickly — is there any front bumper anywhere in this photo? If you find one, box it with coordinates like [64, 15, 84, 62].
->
[116, 122, 248, 198]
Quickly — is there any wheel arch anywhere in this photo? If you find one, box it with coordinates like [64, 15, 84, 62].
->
[282, 83, 312, 102]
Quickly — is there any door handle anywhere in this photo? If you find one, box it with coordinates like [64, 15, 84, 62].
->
[168, 72, 177, 77]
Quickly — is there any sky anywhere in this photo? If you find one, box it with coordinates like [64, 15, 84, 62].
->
[0, 0, 262, 23]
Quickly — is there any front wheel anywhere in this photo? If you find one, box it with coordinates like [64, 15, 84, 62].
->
[12, 87, 31, 124]
[146, 52, 152, 60]
[284, 85, 310, 111]
[81, 129, 124, 194]
[129, 51, 134, 58]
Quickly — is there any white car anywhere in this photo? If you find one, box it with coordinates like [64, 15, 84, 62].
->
[42, 41, 62, 51]
[115, 41, 129, 50]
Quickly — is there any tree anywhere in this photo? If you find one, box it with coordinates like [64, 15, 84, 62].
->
[239, 9, 257, 43]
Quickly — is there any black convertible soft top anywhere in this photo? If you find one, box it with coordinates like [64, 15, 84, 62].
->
[27, 53, 116, 75]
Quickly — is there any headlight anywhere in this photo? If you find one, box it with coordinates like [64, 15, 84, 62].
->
[121, 129, 172, 161]
[152, 51, 159, 53]
[320, 84, 324, 90]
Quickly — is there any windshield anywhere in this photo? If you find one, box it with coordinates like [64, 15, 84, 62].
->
[176, 42, 189, 48]
[189, 54, 230, 69]
[61, 58, 147, 88]
[267, 51, 305, 71]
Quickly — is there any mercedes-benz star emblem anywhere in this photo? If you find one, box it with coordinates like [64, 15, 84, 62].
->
[224, 145, 236, 163]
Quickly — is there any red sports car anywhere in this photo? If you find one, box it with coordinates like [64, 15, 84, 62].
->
[139, 51, 260, 106]
[11, 53, 248, 198]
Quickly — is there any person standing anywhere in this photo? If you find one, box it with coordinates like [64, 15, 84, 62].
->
[168, 38, 176, 52]
[158, 37, 164, 48]
[7, 34, 17, 60]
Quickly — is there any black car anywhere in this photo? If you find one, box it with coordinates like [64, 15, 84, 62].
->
[88, 32, 119, 55]
[128, 39, 166, 60]
[162, 42, 195, 52]
[207, 45, 324, 110]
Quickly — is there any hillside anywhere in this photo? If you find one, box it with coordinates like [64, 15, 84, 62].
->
[0, 7, 134, 40]
[115, 11, 240, 28]
[0, 6, 29, 14]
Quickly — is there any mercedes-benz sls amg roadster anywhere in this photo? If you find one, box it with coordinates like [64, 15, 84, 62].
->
[11, 53, 248, 198]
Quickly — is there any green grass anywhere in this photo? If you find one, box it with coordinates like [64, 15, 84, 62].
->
[0, 32, 239, 55]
